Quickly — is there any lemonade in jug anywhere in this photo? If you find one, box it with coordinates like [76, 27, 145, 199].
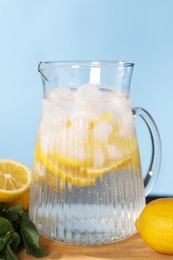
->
[29, 61, 161, 245]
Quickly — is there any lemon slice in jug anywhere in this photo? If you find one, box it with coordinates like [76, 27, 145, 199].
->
[35, 142, 132, 187]
[86, 156, 132, 177]
[35, 147, 96, 187]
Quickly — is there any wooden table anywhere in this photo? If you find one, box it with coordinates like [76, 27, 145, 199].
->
[17, 233, 173, 260]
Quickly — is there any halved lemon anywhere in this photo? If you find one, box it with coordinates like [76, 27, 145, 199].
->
[0, 159, 32, 203]
[6, 188, 30, 211]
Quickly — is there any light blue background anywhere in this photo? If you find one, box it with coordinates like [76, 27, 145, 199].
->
[0, 0, 172, 196]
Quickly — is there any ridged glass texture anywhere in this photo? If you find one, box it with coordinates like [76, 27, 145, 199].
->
[29, 85, 145, 245]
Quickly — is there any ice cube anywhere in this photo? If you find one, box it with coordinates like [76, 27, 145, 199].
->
[58, 141, 87, 162]
[39, 126, 51, 153]
[75, 83, 104, 103]
[109, 92, 131, 115]
[76, 83, 98, 94]
[72, 109, 100, 123]
[120, 111, 135, 138]
[62, 124, 88, 146]
[48, 86, 74, 103]
[48, 115, 89, 161]
[94, 148, 105, 167]
[35, 162, 46, 177]
[39, 124, 60, 154]
[39, 111, 70, 154]
[93, 122, 113, 143]
[107, 144, 123, 160]
[42, 99, 70, 128]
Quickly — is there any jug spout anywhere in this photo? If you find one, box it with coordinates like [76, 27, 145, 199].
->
[38, 61, 53, 81]
[38, 61, 135, 96]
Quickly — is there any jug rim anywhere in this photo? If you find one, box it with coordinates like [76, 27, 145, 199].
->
[38, 60, 135, 72]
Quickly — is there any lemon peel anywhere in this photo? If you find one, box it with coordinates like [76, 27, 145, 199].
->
[136, 198, 173, 254]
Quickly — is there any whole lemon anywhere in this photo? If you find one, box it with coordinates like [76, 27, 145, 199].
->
[136, 198, 173, 254]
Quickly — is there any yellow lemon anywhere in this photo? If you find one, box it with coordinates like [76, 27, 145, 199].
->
[6, 188, 30, 211]
[135, 198, 173, 254]
[0, 159, 32, 203]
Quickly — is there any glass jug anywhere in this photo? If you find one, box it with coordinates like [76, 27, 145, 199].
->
[29, 61, 161, 245]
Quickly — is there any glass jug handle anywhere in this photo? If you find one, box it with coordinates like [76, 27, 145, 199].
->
[132, 107, 162, 196]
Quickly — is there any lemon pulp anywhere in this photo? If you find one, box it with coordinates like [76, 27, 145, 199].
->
[0, 159, 32, 202]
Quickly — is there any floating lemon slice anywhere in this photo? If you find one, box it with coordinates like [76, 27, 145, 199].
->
[35, 148, 96, 187]
[0, 159, 32, 203]
[50, 152, 92, 168]
[35, 143, 132, 187]
[86, 156, 132, 177]
[35, 143, 92, 168]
